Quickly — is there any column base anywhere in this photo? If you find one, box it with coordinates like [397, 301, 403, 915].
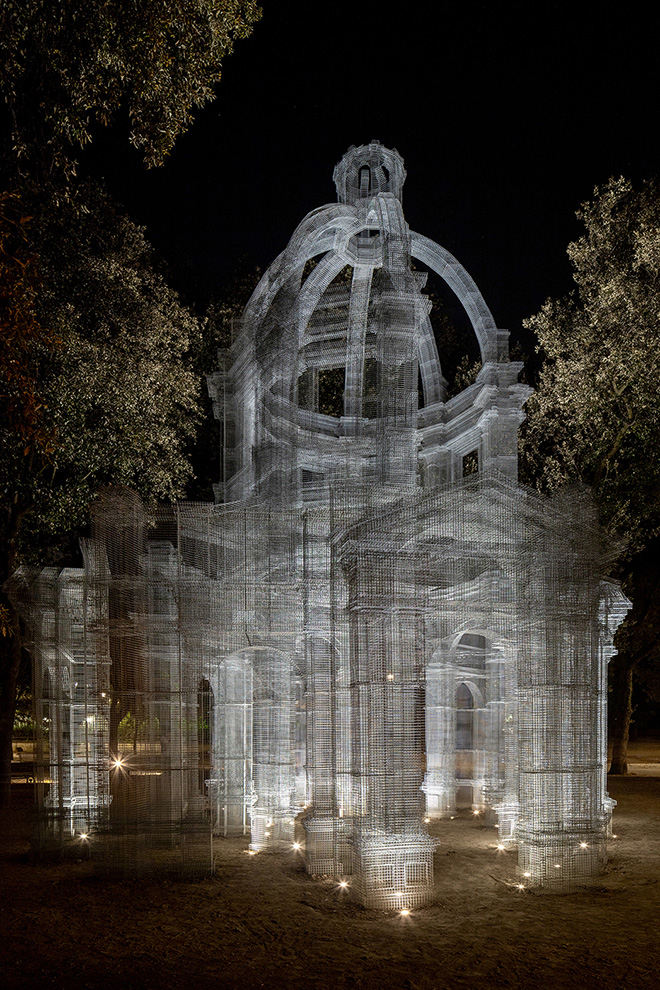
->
[492, 800, 519, 847]
[249, 810, 295, 852]
[517, 827, 608, 891]
[302, 815, 352, 876]
[352, 830, 435, 910]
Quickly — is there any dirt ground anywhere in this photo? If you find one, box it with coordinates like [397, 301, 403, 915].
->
[1, 742, 660, 990]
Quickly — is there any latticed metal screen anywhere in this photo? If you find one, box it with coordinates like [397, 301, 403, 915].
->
[10, 143, 631, 904]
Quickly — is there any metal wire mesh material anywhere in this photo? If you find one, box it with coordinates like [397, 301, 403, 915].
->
[9, 143, 630, 902]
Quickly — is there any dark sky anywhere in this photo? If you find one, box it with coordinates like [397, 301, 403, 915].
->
[84, 2, 658, 347]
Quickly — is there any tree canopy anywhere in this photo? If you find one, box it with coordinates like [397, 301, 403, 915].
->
[0, 0, 262, 180]
[0, 0, 262, 805]
[0, 190, 58, 456]
[520, 176, 660, 772]
[1, 182, 201, 565]
[0, 184, 203, 801]
[521, 176, 660, 551]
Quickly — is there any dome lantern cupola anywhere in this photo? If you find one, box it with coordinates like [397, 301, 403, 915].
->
[333, 141, 407, 206]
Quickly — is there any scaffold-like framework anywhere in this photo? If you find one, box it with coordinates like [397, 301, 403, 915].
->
[9, 143, 630, 904]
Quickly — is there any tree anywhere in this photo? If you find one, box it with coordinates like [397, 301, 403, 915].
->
[187, 264, 261, 501]
[0, 182, 202, 805]
[521, 176, 660, 773]
[0, 0, 262, 182]
[0, 190, 58, 455]
[0, 0, 262, 806]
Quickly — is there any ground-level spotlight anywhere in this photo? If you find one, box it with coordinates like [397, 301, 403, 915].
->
[400, 909, 411, 917]
[292, 842, 301, 851]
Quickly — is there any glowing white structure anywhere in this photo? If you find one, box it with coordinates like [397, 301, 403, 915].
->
[10, 143, 630, 903]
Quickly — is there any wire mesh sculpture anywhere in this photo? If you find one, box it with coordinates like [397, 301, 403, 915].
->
[9, 142, 631, 904]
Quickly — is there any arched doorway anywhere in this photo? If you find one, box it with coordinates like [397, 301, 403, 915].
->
[455, 682, 476, 808]
[197, 678, 214, 795]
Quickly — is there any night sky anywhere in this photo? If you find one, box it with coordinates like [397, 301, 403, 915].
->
[83, 2, 658, 350]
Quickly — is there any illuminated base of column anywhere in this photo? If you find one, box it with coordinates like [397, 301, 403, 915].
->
[517, 827, 608, 891]
[352, 831, 435, 910]
[249, 810, 295, 852]
[423, 772, 456, 819]
[302, 815, 352, 876]
[207, 781, 248, 837]
[492, 800, 519, 848]
[604, 795, 617, 836]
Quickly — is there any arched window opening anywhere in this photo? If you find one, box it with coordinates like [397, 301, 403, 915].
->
[455, 682, 474, 751]
[455, 682, 475, 809]
[462, 450, 479, 476]
[359, 166, 371, 197]
[318, 367, 345, 418]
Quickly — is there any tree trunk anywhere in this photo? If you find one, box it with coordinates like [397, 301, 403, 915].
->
[609, 656, 635, 775]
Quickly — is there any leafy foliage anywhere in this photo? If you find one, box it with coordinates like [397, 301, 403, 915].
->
[0, 0, 261, 804]
[0, 0, 262, 180]
[0, 191, 58, 455]
[185, 266, 261, 501]
[0, 181, 201, 565]
[520, 176, 660, 769]
[521, 177, 660, 551]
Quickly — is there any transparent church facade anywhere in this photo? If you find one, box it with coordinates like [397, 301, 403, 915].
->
[8, 143, 631, 903]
